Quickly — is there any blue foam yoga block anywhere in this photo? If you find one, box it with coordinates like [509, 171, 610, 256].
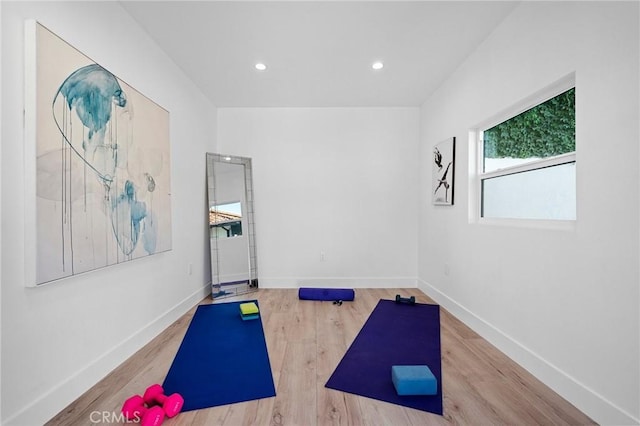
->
[298, 287, 355, 301]
[391, 365, 437, 396]
[241, 313, 259, 321]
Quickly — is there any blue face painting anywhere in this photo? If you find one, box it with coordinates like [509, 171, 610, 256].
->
[58, 64, 127, 136]
[54, 64, 127, 186]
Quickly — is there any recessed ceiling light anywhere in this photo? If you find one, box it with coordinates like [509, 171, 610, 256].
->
[372, 61, 384, 70]
[255, 63, 267, 71]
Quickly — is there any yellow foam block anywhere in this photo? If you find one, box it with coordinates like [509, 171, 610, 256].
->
[240, 302, 259, 316]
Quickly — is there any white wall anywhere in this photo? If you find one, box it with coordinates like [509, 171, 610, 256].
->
[419, 2, 639, 424]
[1, 2, 216, 424]
[217, 108, 419, 289]
[0, 2, 3, 423]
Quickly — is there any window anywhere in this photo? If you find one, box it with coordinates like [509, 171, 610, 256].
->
[478, 84, 576, 221]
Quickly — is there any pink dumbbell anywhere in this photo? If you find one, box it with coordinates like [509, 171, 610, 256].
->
[143, 384, 184, 418]
[121, 395, 164, 426]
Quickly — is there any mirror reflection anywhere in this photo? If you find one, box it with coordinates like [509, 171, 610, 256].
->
[206, 153, 258, 298]
[210, 201, 243, 238]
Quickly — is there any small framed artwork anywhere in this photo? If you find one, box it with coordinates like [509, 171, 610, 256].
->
[432, 137, 455, 206]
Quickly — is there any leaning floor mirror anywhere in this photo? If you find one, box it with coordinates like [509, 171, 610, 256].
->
[206, 153, 258, 298]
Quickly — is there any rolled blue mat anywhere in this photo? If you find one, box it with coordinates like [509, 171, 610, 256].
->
[298, 287, 355, 301]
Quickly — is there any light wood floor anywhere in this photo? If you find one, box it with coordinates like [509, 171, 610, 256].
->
[47, 288, 595, 425]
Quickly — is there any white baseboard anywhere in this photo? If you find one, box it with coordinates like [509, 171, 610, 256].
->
[417, 279, 639, 426]
[258, 276, 418, 289]
[4, 283, 210, 426]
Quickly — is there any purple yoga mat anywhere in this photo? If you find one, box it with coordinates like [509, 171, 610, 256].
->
[325, 299, 443, 415]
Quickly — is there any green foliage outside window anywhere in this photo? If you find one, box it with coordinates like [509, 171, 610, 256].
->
[484, 88, 575, 159]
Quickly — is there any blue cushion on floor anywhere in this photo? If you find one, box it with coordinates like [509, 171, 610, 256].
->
[298, 288, 355, 301]
[391, 365, 437, 396]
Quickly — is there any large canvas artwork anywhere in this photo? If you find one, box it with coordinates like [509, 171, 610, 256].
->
[25, 21, 172, 285]
[432, 137, 455, 206]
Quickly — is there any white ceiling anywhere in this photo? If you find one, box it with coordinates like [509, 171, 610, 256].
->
[121, 1, 519, 107]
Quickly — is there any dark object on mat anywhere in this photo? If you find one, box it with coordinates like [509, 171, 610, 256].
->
[325, 299, 442, 415]
[163, 301, 276, 411]
[298, 287, 355, 301]
[395, 294, 416, 305]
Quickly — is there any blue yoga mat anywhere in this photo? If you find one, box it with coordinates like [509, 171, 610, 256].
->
[325, 299, 442, 415]
[163, 301, 276, 411]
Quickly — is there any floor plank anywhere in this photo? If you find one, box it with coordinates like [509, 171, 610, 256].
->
[45, 288, 595, 425]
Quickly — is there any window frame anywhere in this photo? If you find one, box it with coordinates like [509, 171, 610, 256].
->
[473, 74, 576, 226]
